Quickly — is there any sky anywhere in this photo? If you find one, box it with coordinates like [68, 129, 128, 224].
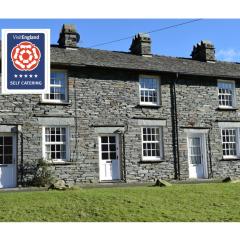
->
[1, 19, 240, 62]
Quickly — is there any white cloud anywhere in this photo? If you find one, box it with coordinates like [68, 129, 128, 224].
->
[216, 49, 240, 62]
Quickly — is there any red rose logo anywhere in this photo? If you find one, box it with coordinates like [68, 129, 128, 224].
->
[11, 41, 41, 71]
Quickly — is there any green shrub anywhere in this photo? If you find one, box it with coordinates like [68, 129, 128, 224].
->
[31, 159, 55, 187]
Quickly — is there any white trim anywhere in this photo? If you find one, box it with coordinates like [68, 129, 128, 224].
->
[41, 69, 68, 103]
[139, 75, 160, 106]
[217, 79, 236, 108]
[42, 126, 70, 163]
[1, 29, 50, 94]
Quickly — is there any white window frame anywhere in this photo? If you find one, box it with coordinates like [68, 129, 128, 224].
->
[42, 126, 70, 163]
[139, 75, 160, 106]
[221, 128, 240, 159]
[217, 80, 236, 109]
[141, 126, 163, 161]
[42, 69, 68, 103]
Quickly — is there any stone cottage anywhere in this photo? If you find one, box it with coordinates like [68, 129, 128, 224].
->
[1, 24, 240, 188]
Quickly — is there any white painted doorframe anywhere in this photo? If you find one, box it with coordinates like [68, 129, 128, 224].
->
[98, 134, 121, 181]
[187, 132, 208, 179]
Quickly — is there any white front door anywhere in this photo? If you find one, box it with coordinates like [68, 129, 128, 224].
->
[0, 134, 17, 188]
[187, 133, 208, 179]
[99, 134, 120, 181]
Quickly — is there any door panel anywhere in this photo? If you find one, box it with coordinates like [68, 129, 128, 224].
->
[188, 134, 207, 179]
[99, 135, 120, 181]
[0, 135, 17, 188]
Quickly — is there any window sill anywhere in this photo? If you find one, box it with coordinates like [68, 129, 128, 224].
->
[139, 160, 165, 164]
[39, 101, 71, 106]
[220, 158, 240, 161]
[216, 107, 238, 111]
[135, 104, 162, 109]
[46, 161, 77, 165]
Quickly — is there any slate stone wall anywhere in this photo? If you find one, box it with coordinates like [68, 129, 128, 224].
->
[176, 75, 240, 179]
[0, 68, 175, 185]
[55, 68, 175, 183]
[1, 67, 240, 185]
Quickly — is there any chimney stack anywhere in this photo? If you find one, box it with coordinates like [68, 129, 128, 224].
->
[129, 33, 151, 56]
[191, 40, 215, 62]
[58, 24, 80, 48]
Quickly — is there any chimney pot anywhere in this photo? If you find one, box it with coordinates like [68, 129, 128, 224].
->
[58, 24, 80, 48]
[129, 33, 151, 56]
[191, 40, 215, 62]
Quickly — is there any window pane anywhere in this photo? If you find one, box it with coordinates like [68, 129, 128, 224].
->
[51, 135, 55, 142]
[61, 152, 66, 159]
[56, 135, 61, 142]
[110, 152, 116, 159]
[46, 152, 51, 159]
[4, 155, 12, 164]
[56, 145, 61, 151]
[62, 134, 66, 142]
[61, 145, 66, 152]
[56, 152, 61, 159]
[110, 144, 116, 151]
[4, 146, 12, 154]
[109, 136, 116, 143]
[101, 144, 108, 151]
[56, 128, 60, 134]
[101, 137, 108, 143]
[61, 128, 66, 134]
[51, 128, 55, 134]
[51, 152, 56, 159]
[102, 152, 108, 160]
[140, 79, 145, 88]
[45, 135, 50, 142]
[45, 145, 50, 152]
[4, 137, 12, 145]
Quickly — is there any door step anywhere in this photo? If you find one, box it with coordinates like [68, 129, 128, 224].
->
[99, 180, 124, 184]
[172, 179, 222, 184]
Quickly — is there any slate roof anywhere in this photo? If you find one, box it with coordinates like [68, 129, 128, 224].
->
[1, 42, 239, 79]
[50, 45, 240, 79]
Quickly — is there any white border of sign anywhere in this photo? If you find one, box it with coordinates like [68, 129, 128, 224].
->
[1, 29, 50, 94]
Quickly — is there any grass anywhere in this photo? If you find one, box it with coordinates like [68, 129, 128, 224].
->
[0, 183, 240, 221]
